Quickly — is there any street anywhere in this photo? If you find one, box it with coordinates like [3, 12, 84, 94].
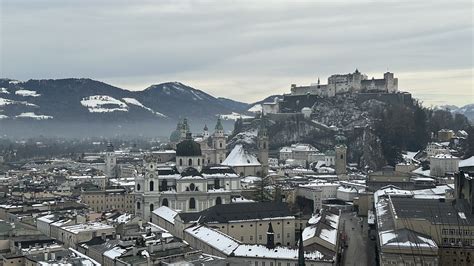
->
[340, 211, 377, 266]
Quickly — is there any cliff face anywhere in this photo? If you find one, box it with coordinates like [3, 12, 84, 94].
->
[229, 94, 391, 170]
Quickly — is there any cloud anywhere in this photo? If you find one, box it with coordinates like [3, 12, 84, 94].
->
[1, 0, 472, 106]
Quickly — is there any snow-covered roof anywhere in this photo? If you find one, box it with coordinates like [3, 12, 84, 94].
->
[185, 225, 240, 255]
[152, 206, 178, 224]
[233, 244, 324, 260]
[61, 222, 113, 234]
[460, 156, 474, 168]
[222, 144, 261, 167]
[432, 154, 458, 159]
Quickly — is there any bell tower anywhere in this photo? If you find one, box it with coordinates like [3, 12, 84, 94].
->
[213, 117, 226, 164]
[104, 142, 116, 181]
[257, 123, 269, 176]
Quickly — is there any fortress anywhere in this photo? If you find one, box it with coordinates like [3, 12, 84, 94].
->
[290, 69, 398, 97]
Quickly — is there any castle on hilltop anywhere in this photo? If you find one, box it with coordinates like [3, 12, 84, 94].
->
[290, 69, 398, 97]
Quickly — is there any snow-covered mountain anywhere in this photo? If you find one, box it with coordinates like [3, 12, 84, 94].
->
[438, 104, 474, 121]
[0, 78, 252, 122]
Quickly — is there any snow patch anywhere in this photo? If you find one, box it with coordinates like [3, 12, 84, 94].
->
[81, 95, 128, 113]
[15, 89, 41, 97]
[220, 112, 253, 120]
[16, 112, 53, 120]
[0, 88, 9, 94]
[122, 97, 167, 117]
[248, 104, 263, 113]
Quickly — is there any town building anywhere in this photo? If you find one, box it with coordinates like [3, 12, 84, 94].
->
[430, 154, 460, 177]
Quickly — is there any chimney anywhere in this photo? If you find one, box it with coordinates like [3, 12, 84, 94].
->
[266, 222, 275, 249]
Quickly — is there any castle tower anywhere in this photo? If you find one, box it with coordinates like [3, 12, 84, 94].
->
[213, 117, 227, 164]
[257, 122, 269, 177]
[104, 142, 117, 181]
[384, 72, 398, 92]
[334, 132, 347, 176]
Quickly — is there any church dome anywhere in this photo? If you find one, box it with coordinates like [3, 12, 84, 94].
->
[170, 130, 181, 143]
[176, 138, 202, 156]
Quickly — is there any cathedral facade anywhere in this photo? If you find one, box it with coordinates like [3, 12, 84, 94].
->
[135, 132, 241, 221]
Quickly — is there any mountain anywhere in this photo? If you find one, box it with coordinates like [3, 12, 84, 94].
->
[438, 104, 474, 122]
[0, 78, 253, 137]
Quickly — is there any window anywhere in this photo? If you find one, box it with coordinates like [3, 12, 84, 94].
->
[216, 197, 222, 205]
[259, 235, 262, 240]
[162, 198, 169, 207]
[189, 158, 192, 166]
[250, 236, 253, 241]
[190, 183, 195, 191]
[149, 203, 154, 212]
[149, 181, 154, 191]
[179, 158, 183, 166]
[136, 184, 141, 191]
[136, 202, 141, 210]
[189, 198, 196, 209]
[220, 142, 223, 148]
[198, 159, 200, 166]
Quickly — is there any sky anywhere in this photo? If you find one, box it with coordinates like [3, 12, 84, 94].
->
[1, 0, 473, 107]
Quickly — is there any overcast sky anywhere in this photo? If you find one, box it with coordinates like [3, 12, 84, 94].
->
[1, 0, 472, 106]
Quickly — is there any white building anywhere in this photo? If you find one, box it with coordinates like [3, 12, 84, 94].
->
[135, 135, 242, 221]
[430, 154, 459, 177]
[279, 143, 320, 165]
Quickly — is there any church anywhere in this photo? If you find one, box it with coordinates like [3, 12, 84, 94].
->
[135, 131, 242, 221]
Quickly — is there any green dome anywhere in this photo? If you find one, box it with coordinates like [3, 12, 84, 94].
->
[176, 139, 202, 156]
[170, 130, 181, 142]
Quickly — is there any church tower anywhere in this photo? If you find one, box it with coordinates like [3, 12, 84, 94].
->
[203, 124, 209, 139]
[180, 118, 190, 141]
[213, 117, 226, 164]
[104, 142, 116, 181]
[335, 131, 347, 176]
[257, 123, 269, 176]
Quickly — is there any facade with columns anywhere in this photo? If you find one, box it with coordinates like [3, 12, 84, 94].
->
[135, 134, 242, 221]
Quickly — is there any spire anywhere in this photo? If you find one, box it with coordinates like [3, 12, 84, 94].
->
[106, 142, 114, 152]
[317, 77, 320, 85]
[298, 225, 305, 266]
[203, 124, 208, 131]
[215, 117, 224, 131]
[266, 222, 275, 249]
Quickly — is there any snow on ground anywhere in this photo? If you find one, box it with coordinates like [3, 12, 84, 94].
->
[81, 95, 128, 113]
[16, 112, 53, 120]
[0, 88, 9, 94]
[219, 112, 253, 120]
[248, 104, 262, 113]
[15, 89, 41, 97]
[0, 114, 8, 119]
[0, 98, 38, 107]
[122, 97, 167, 117]
[222, 144, 261, 166]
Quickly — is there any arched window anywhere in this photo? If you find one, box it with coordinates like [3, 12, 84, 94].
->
[188, 158, 192, 166]
[219, 142, 223, 148]
[190, 183, 195, 191]
[189, 198, 196, 209]
[136, 184, 141, 191]
[149, 203, 154, 212]
[149, 181, 154, 191]
[216, 197, 222, 205]
[340, 154, 344, 159]
[136, 202, 141, 210]
[179, 158, 183, 166]
[197, 159, 200, 166]
[214, 178, 220, 189]
[162, 198, 169, 207]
